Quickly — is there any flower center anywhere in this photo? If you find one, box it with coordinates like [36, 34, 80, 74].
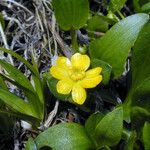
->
[69, 69, 85, 81]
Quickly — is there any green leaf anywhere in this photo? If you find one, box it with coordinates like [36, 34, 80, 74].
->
[109, 0, 127, 12]
[132, 77, 150, 111]
[131, 22, 150, 88]
[0, 88, 39, 119]
[143, 122, 150, 150]
[25, 138, 37, 150]
[26, 123, 94, 150]
[31, 55, 44, 104]
[43, 72, 69, 101]
[87, 15, 109, 32]
[0, 76, 7, 90]
[0, 60, 35, 93]
[85, 112, 104, 145]
[141, 2, 150, 13]
[52, 0, 89, 30]
[0, 73, 43, 119]
[0, 47, 39, 76]
[91, 59, 112, 85]
[89, 13, 149, 79]
[133, 0, 142, 12]
[124, 22, 150, 121]
[94, 107, 123, 148]
[0, 61, 43, 115]
[133, 0, 150, 12]
[131, 107, 150, 130]
[124, 131, 137, 150]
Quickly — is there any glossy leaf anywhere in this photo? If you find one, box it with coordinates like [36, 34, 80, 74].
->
[109, 0, 127, 12]
[94, 107, 123, 148]
[90, 13, 149, 79]
[85, 112, 104, 145]
[53, 0, 89, 30]
[0, 60, 34, 93]
[0, 60, 43, 114]
[143, 122, 150, 150]
[0, 88, 39, 119]
[25, 138, 37, 150]
[91, 59, 112, 85]
[0, 73, 42, 114]
[124, 22, 150, 121]
[26, 123, 94, 150]
[0, 76, 7, 90]
[0, 48, 44, 120]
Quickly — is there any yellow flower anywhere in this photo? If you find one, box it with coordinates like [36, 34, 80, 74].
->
[50, 53, 102, 105]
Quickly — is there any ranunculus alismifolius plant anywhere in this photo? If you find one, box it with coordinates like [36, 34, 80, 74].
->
[0, 0, 150, 149]
[50, 53, 103, 105]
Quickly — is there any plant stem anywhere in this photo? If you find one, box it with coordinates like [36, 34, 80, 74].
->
[117, 10, 125, 19]
[70, 30, 78, 54]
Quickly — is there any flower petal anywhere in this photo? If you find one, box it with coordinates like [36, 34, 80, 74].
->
[72, 84, 86, 105]
[79, 75, 102, 88]
[56, 57, 72, 70]
[86, 67, 102, 78]
[50, 66, 69, 80]
[57, 79, 73, 94]
[71, 53, 90, 71]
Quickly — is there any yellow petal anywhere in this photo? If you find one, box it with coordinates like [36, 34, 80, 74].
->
[56, 57, 72, 70]
[57, 79, 73, 94]
[72, 84, 86, 105]
[50, 66, 69, 80]
[86, 67, 102, 78]
[79, 75, 102, 88]
[71, 53, 90, 71]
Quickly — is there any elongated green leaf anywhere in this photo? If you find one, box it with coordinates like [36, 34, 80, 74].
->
[0, 109, 41, 126]
[124, 22, 150, 121]
[131, 23, 150, 89]
[90, 13, 149, 79]
[0, 47, 38, 76]
[0, 88, 39, 119]
[53, 0, 89, 30]
[143, 122, 150, 150]
[26, 123, 94, 150]
[0, 76, 7, 90]
[91, 59, 112, 85]
[0, 60, 34, 93]
[31, 55, 44, 104]
[94, 107, 123, 148]
[0, 61, 44, 120]
[109, 0, 127, 12]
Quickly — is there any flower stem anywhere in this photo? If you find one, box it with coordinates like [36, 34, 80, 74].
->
[70, 30, 78, 54]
